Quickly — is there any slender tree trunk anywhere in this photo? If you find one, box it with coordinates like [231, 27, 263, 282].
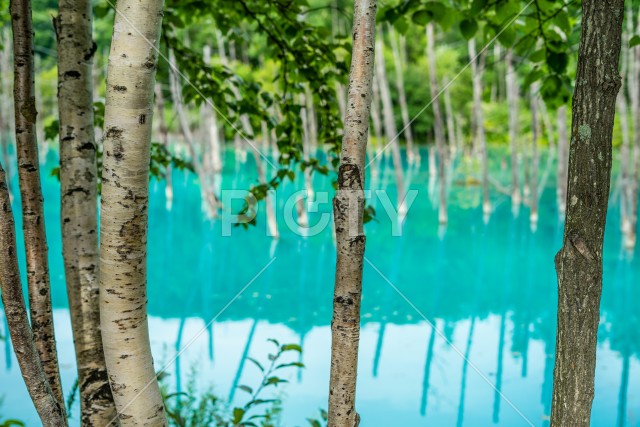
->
[0, 164, 67, 427]
[0, 34, 12, 201]
[54, 0, 117, 423]
[370, 74, 383, 156]
[506, 49, 521, 207]
[444, 86, 457, 155]
[468, 38, 490, 216]
[375, 36, 406, 216]
[54, 0, 116, 426]
[551, 2, 624, 426]
[626, 8, 639, 249]
[155, 85, 174, 206]
[529, 84, 540, 227]
[168, 49, 218, 217]
[426, 23, 447, 225]
[327, 0, 376, 425]
[556, 105, 569, 215]
[11, 0, 65, 409]
[202, 45, 222, 176]
[388, 26, 416, 164]
[99, 0, 167, 424]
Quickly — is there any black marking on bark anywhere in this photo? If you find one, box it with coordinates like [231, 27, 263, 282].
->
[78, 141, 95, 151]
[64, 70, 81, 79]
[139, 114, 146, 124]
[338, 163, 363, 191]
[113, 85, 127, 92]
[84, 41, 98, 60]
[106, 127, 123, 139]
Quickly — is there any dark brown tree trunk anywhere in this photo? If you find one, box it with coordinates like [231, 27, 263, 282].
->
[0, 164, 67, 427]
[10, 0, 65, 410]
[551, 2, 624, 426]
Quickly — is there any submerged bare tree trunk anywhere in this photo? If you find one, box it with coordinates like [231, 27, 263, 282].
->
[99, 0, 167, 424]
[0, 164, 67, 427]
[506, 49, 521, 207]
[556, 105, 569, 215]
[155, 85, 174, 206]
[426, 23, 447, 225]
[551, 2, 624, 426]
[443, 86, 457, 155]
[375, 36, 406, 216]
[389, 27, 416, 164]
[529, 84, 540, 227]
[54, 0, 117, 422]
[468, 39, 490, 216]
[168, 49, 218, 218]
[327, 0, 376, 425]
[11, 0, 65, 408]
[0, 33, 11, 201]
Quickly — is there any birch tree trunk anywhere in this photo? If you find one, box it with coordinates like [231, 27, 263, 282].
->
[202, 45, 222, 176]
[389, 27, 416, 164]
[328, 0, 376, 425]
[99, 0, 167, 424]
[0, 35, 11, 201]
[426, 23, 447, 225]
[375, 36, 406, 216]
[551, 2, 624, 425]
[54, 0, 118, 423]
[626, 8, 639, 249]
[506, 49, 521, 207]
[468, 39, 490, 216]
[556, 105, 569, 215]
[11, 0, 65, 408]
[0, 164, 67, 427]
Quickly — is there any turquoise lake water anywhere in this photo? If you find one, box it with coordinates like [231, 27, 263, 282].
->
[1, 146, 639, 426]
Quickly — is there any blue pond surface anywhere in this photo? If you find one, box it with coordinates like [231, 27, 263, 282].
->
[1, 146, 639, 426]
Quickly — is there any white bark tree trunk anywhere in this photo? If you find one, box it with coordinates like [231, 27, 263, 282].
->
[327, 0, 376, 425]
[154, 84, 174, 207]
[99, 0, 167, 424]
[530, 84, 541, 228]
[54, 0, 117, 422]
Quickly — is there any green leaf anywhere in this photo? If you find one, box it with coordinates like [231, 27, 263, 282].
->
[412, 9, 432, 26]
[630, 35, 640, 48]
[470, 0, 487, 14]
[281, 343, 302, 353]
[232, 407, 245, 424]
[237, 385, 253, 394]
[460, 18, 478, 40]
[247, 357, 265, 373]
[546, 51, 568, 74]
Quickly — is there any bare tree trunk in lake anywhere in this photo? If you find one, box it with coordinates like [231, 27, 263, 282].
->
[444, 86, 457, 155]
[551, 2, 624, 425]
[99, 0, 167, 424]
[0, 164, 67, 427]
[426, 23, 447, 225]
[617, 25, 630, 233]
[155, 85, 174, 206]
[168, 49, 218, 218]
[370, 74, 383, 157]
[556, 105, 569, 215]
[375, 36, 406, 217]
[468, 38, 490, 216]
[506, 49, 521, 207]
[389, 27, 416, 164]
[327, 0, 376, 425]
[626, 8, 639, 249]
[0, 33, 12, 201]
[54, 0, 117, 422]
[11, 0, 65, 408]
[203, 45, 222, 176]
[529, 84, 540, 228]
